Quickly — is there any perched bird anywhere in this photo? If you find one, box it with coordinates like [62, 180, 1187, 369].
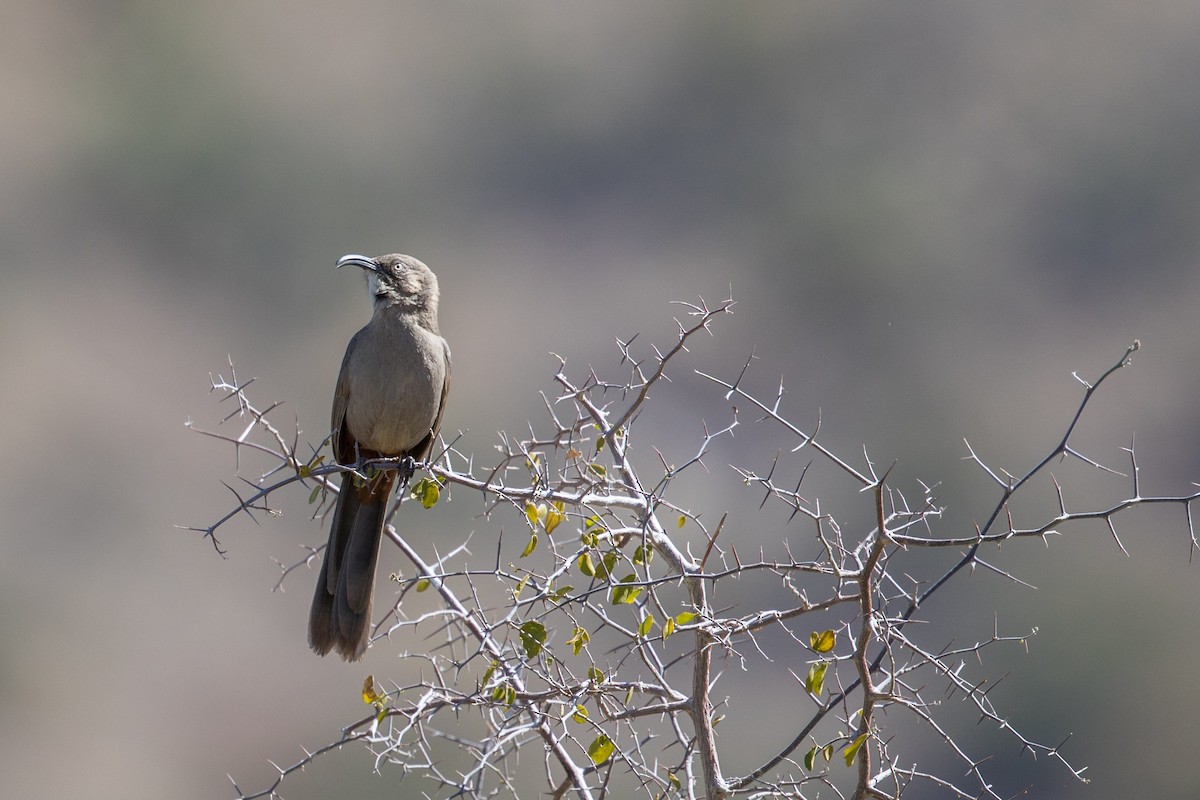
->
[308, 253, 451, 661]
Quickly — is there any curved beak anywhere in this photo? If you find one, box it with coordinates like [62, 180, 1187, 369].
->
[336, 254, 378, 273]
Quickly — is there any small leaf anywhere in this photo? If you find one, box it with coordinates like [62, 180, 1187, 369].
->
[663, 617, 676, 639]
[805, 662, 829, 696]
[578, 552, 596, 577]
[416, 578, 431, 592]
[514, 573, 530, 598]
[544, 501, 566, 534]
[525, 501, 539, 526]
[803, 745, 818, 771]
[677, 515, 686, 528]
[822, 743, 835, 763]
[610, 574, 643, 605]
[633, 544, 654, 565]
[674, 611, 697, 626]
[588, 462, 607, 477]
[521, 532, 538, 558]
[667, 772, 681, 791]
[519, 620, 547, 659]
[571, 704, 589, 724]
[587, 734, 615, 765]
[410, 477, 441, 509]
[843, 732, 868, 767]
[481, 661, 497, 686]
[566, 626, 590, 656]
[549, 585, 573, 602]
[587, 666, 605, 684]
[638, 614, 655, 638]
[361, 675, 386, 706]
[594, 436, 606, 454]
[597, 552, 618, 581]
[810, 629, 836, 654]
[308, 485, 321, 504]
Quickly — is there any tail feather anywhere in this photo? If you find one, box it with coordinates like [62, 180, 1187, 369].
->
[309, 473, 394, 660]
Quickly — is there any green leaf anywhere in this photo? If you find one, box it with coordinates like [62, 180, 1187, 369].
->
[578, 552, 596, 577]
[549, 585, 573, 602]
[810, 629, 836, 653]
[667, 771, 681, 791]
[566, 626, 590, 656]
[588, 462, 607, 478]
[525, 501, 539, 526]
[514, 573, 530, 598]
[416, 578, 431, 592]
[597, 552, 618, 581]
[519, 620, 547, 659]
[843, 732, 868, 767]
[633, 544, 654, 565]
[663, 617, 676, 639]
[308, 485, 321, 504]
[587, 666, 605, 684]
[674, 611, 697, 626]
[521, 532, 538, 558]
[822, 743, 834, 763]
[805, 662, 829, 696]
[571, 704, 589, 724]
[677, 515, 686, 528]
[638, 614, 655, 638]
[610, 574, 644, 605]
[587, 734, 615, 765]
[803, 745, 817, 772]
[481, 660, 497, 686]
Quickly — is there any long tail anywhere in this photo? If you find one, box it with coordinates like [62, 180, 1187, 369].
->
[308, 472, 395, 660]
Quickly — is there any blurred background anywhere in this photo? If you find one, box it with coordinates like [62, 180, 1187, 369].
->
[3, 2, 1200, 797]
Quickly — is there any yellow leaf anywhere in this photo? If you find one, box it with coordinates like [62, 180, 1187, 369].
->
[525, 501, 539, 526]
[544, 501, 565, 534]
[416, 578, 431, 592]
[674, 611, 697, 626]
[638, 614, 655, 638]
[677, 515, 686, 528]
[578, 552, 596, 577]
[843, 732, 868, 767]
[805, 662, 829, 696]
[521, 532, 538, 558]
[810, 629, 836, 653]
[663, 617, 676, 639]
[571, 704, 589, 724]
[361, 675, 386, 706]
[587, 734, 615, 765]
[410, 477, 441, 508]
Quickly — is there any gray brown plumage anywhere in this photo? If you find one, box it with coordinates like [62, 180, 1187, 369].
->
[308, 253, 451, 661]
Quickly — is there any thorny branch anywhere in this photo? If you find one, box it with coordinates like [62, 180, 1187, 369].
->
[192, 305, 1198, 800]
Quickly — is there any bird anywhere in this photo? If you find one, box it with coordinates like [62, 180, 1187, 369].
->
[308, 253, 451, 661]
